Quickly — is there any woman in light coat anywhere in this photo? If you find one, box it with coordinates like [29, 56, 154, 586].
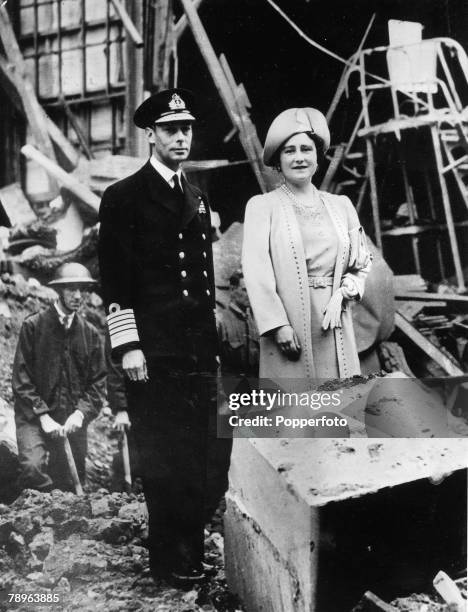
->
[242, 108, 371, 385]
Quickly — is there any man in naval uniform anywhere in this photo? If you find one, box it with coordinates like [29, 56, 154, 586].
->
[98, 89, 230, 586]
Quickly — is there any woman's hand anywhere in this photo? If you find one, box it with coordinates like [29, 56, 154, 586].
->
[274, 325, 301, 360]
[322, 290, 344, 330]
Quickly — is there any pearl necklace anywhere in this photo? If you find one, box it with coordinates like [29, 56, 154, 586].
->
[281, 183, 323, 219]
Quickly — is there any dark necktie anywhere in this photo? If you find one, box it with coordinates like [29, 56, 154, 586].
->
[172, 174, 184, 200]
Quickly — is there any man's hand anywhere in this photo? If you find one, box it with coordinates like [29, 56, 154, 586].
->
[114, 410, 131, 432]
[39, 414, 64, 438]
[63, 410, 84, 435]
[122, 349, 148, 382]
[322, 290, 344, 330]
[274, 325, 301, 360]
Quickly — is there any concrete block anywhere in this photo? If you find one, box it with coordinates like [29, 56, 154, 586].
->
[225, 437, 468, 611]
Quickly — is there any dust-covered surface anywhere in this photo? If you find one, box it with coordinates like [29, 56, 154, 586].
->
[0, 489, 243, 612]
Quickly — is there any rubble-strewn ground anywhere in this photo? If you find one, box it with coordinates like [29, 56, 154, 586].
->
[0, 273, 466, 611]
[0, 489, 242, 612]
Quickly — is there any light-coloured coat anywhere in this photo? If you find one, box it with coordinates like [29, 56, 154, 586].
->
[242, 186, 371, 385]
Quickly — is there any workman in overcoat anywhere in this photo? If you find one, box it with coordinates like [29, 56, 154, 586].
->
[98, 88, 231, 587]
[12, 263, 106, 492]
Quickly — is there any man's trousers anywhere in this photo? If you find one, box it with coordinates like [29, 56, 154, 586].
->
[15, 413, 87, 492]
[126, 365, 232, 576]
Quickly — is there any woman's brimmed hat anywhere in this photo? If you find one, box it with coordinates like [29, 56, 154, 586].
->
[263, 107, 330, 166]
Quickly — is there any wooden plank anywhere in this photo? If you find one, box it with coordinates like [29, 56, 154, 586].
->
[430, 124, 465, 291]
[351, 591, 398, 612]
[320, 144, 345, 191]
[395, 311, 464, 376]
[0, 5, 58, 196]
[21, 144, 100, 217]
[124, 0, 147, 158]
[174, 0, 204, 40]
[110, 0, 143, 47]
[0, 55, 79, 171]
[152, 0, 173, 90]
[326, 13, 376, 123]
[395, 292, 468, 313]
[179, 0, 275, 192]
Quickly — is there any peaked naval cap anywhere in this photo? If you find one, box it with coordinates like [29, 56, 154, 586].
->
[133, 88, 196, 128]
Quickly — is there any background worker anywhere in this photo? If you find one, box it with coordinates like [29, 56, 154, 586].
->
[12, 262, 106, 492]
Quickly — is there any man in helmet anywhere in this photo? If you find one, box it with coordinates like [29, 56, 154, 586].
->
[98, 89, 231, 587]
[12, 262, 107, 492]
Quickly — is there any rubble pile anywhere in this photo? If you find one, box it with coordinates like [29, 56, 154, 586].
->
[390, 577, 467, 611]
[0, 489, 242, 612]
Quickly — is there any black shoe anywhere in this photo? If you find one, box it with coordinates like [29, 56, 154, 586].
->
[201, 562, 216, 577]
[169, 566, 206, 589]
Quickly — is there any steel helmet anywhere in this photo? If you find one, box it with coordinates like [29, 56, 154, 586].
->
[48, 262, 97, 287]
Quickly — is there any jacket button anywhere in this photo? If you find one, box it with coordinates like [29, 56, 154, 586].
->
[202, 252, 206, 258]
[202, 233, 206, 240]
[183, 289, 189, 296]
[179, 233, 183, 239]
[181, 270, 187, 278]
[206, 289, 211, 296]
[179, 252, 185, 259]
[203, 271, 208, 277]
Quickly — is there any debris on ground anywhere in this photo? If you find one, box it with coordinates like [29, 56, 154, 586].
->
[0, 488, 243, 612]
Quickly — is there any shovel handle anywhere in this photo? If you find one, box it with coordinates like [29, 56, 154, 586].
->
[121, 430, 132, 492]
[63, 436, 83, 495]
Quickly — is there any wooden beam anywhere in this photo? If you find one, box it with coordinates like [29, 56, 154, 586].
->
[430, 124, 465, 291]
[124, 0, 147, 157]
[320, 144, 346, 191]
[174, 0, 204, 40]
[0, 55, 79, 171]
[59, 96, 94, 160]
[179, 0, 274, 191]
[110, 0, 143, 47]
[395, 311, 464, 376]
[395, 292, 468, 313]
[21, 145, 100, 217]
[0, 5, 58, 196]
[351, 591, 398, 612]
[326, 14, 376, 123]
[152, 0, 173, 90]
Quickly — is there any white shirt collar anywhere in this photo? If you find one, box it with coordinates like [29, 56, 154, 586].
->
[150, 156, 183, 189]
[54, 302, 75, 329]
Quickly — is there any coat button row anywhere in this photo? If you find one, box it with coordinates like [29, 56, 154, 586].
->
[182, 289, 211, 296]
[180, 252, 207, 259]
[180, 270, 208, 278]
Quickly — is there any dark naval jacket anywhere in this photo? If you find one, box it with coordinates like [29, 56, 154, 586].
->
[98, 161, 218, 369]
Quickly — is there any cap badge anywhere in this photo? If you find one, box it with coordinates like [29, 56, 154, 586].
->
[198, 202, 206, 214]
[169, 93, 186, 110]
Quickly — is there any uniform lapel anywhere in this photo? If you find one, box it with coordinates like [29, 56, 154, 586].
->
[141, 161, 182, 217]
[180, 177, 203, 228]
